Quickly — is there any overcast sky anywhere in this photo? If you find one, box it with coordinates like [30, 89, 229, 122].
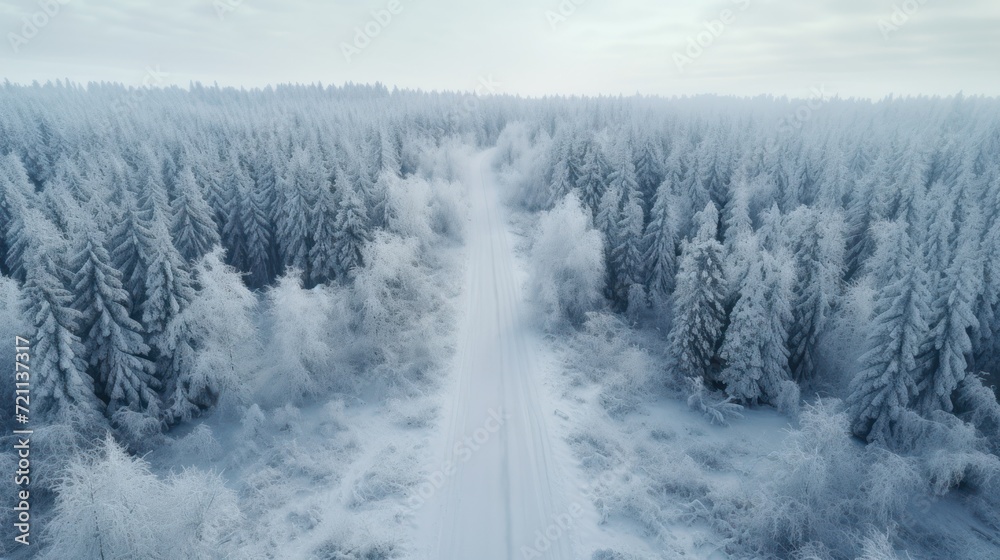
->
[2, 0, 998, 99]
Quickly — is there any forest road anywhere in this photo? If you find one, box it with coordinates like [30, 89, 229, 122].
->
[415, 149, 574, 560]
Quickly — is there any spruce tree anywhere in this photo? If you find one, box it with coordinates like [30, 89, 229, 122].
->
[642, 180, 680, 304]
[786, 207, 846, 381]
[847, 222, 931, 443]
[25, 249, 103, 421]
[333, 183, 372, 278]
[916, 212, 983, 414]
[669, 203, 727, 381]
[162, 249, 257, 423]
[309, 180, 340, 286]
[718, 248, 794, 405]
[111, 193, 157, 308]
[71, 226, 158, 415]
[274, 148, 316, 274]
[612, 191, 645, 312]
[576, 141, 609, 217]
[169, 166, 220, 263]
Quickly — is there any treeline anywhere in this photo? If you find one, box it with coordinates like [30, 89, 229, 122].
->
[498, 94, 1000, 449]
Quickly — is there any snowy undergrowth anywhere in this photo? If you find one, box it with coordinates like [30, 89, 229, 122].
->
[539, 311, 1000, 560]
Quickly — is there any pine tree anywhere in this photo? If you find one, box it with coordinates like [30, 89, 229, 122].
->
[612, 191, 645, 312]
[844, 168, 882, 280]
[71, 226, 158, 415]
[1, 153, 38, 279]
[333, 183, 372, 278]
[25, 249, 103, 421]
[133, 149, 170, 225]
[721, 186, 757, 300]
[847, 222, 931, 443]
[274, 148, 316, 274]
[169, 166, 220, 263]
[576, 141, 609, 217]
[198, 149, 231, 229]
[974, 190, 1000, 375]
[242, 176, 276, 289]
[916, 211, 983, 415]
[220, 159, 253, 272]
[595, 185, 623, 297]
[162, 248, 257, 423]
[369, 168, 395, 229]
[141, 218, 194, 344]
[669, 203, 727, 381]
[921, 181, 957, 282]
[718, 248, 794, 405]
[696, 133, 730, 209]
[642, 180, 680, 304]
[633, 133, 665, 213]
[309, 180, 340, 287]
[6, 202, 68, 285]
[607, 141, 641, 204]
[548, 157, 574, 209]
[786, 207, 846, 381]
[111, 193, 157, 308]
[888, 150, 929, 228]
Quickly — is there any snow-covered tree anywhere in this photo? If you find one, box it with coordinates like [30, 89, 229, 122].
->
[785, 207, 846, 381]
[0, 153, 36, 276]
[162, 248, 257, 423]
[110, 193, 156, 308]
[169, 166, 220, 263]
[257, 271, 337, 404]
[669, 203, 727, 381]
[847, 222, 931, 443]
[611, 190, 645, 313]
[642, 180, 680, 305]
[71, 225, 158, 416]
[547, 156, 574, 209]
[308, 180, 340, 287]
[273, 148, 317, 274]
[44, 435, 241, 560]
[333, 183, 372, 278]
[141, 219, 194, 343]
[529, 193, 606, 327]
[695, 133, 730, 210]
[916, 211, 984, 415]
[718, 247, 794, 405]
[576, 140, 609, 216]
[633, 132, 665, 211]
[241, 175, 276, 289]
[24, 249, 103, 421]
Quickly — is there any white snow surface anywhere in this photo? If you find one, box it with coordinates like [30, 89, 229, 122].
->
[414, 149, 580, 559]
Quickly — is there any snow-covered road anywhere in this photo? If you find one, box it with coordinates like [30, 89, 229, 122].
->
[416, 150, 574, 560]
